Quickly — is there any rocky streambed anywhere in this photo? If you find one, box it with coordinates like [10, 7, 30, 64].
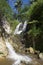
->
[0, 36, 43, 65]
[0, 37, 8, 58]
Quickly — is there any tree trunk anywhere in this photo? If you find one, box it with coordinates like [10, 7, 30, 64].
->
[32, 36, 35, 50]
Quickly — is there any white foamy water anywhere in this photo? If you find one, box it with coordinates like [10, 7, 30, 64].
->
[22, 21, 27, 32]
[14, 22, 22, 35]
[5, 40, 32, 65]
[14, 21, 27, 35]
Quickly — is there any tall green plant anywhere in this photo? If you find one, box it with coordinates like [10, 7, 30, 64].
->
[28, 20, 41, 49]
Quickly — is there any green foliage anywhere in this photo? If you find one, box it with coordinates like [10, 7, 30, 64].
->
[0, 0, 13, 20]
[0, 0, 19, 31]
[15, 0, 22, 8]
[15, 0, 22, 14]
[20, 5, 29, 13]
[9, 20, 19, 31]
[26, 0, 43, 21]
[0, 52, 3, 54]
[28, 20, 41, 37]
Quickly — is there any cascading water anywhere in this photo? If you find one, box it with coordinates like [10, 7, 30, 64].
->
[5, 39, 32, 65]
[1, 18, 32, 65]
[22, 21, 27, 32]
[14, 22, 22, 35]
[14, 21, 27, 35]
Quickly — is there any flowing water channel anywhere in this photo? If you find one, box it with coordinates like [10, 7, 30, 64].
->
[0, 20, 32, 65]
[5, 39, 32, 65]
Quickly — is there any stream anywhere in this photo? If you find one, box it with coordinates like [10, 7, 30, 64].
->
[0, 19, 32, 65]
[5, 39, 32, 65]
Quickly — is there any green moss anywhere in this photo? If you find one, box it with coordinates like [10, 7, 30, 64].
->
[0, 52, 3, 54]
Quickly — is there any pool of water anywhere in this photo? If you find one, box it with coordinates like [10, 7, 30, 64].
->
[0, 58, 14, 65]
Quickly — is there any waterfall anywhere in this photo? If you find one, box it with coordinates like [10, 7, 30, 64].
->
[14, 22, 22, 35]
[14, 21, 27, 35]
[5, 40, 32, 65]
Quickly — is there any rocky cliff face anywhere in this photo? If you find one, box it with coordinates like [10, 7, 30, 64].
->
[0, 37, 8, 59]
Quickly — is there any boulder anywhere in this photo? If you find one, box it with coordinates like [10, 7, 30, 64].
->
[0, 37, 8, 59]
[25, 47, 35, 54]
[39, 53, 43, 60]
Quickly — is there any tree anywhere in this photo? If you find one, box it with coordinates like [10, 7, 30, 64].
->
[0, 0, 14, 21]
[26, 0, 43, 50]
[14, 0, 43, 51]
[15, 0, 22, 14]
[28, 20, 41, 49]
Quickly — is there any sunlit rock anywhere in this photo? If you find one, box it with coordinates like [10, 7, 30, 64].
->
[0, 37, 8, 58]
[2, 18, 12, 34]
[39, 53, 43, 60]
[0, 56, 5, 61]
[25, 47, 35, 54]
